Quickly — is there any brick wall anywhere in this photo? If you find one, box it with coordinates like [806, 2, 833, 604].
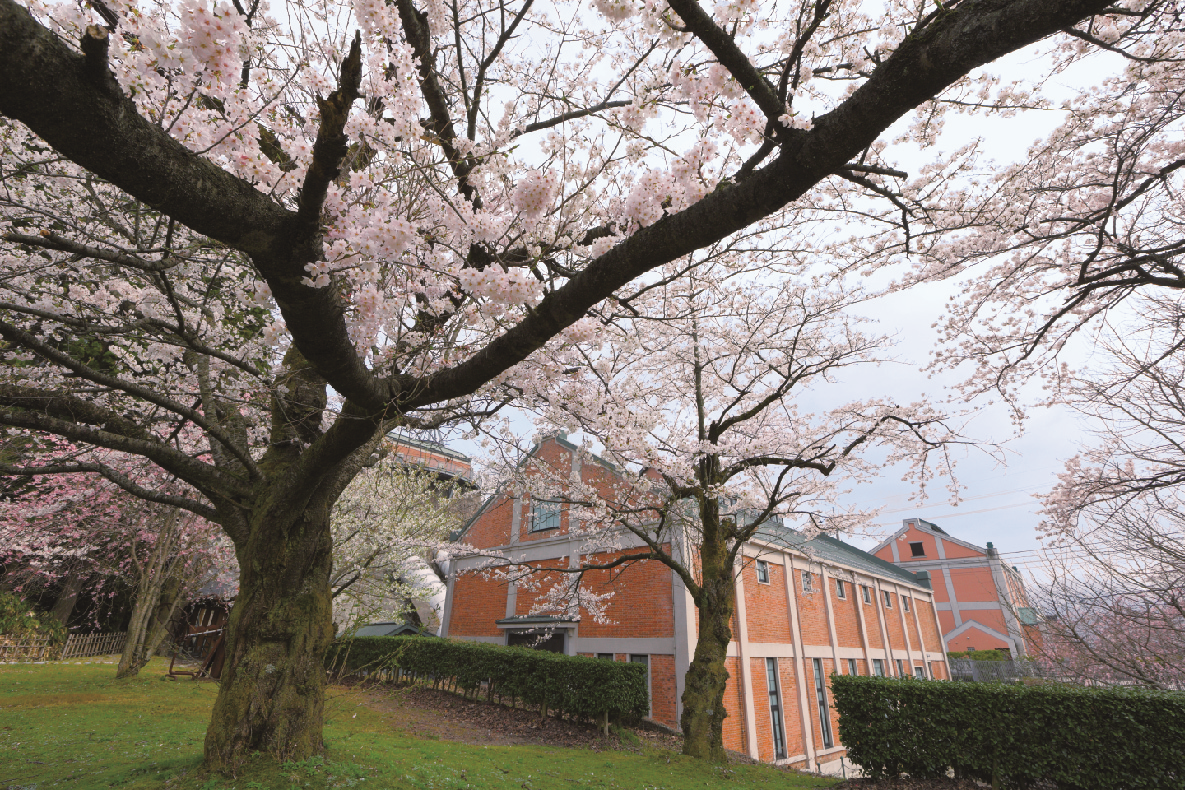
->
[465, 494, 514, 549]
[794, 569, 830, 648]
[778, 659, 806, 759]
[905, 602, 930, 655]
[831, 581, 863, 649]
[449, 573, 507, 637]
[650, 654, 678, 729]
[578, 549, 673, 638]
[744, 563, 792, 643]
[882, 591, 907, 650]
[514, 558, 570, 616]
[860, 586, 884, 649]
[751, 657, 773, 762]
[915, 598, 941, 652]
[721, 656, 747, 753]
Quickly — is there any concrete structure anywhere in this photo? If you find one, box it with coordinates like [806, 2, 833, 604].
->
[442, 436, 949, 770]
[387, 433, 474, 484]
[872, 518, 1040, 658]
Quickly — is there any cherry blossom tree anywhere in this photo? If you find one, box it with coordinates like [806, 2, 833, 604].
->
[0, 447, 233, 678]
[330, 455, 464, 632]
[911, 4, 1185, 404]
[486, 264, 964, 759]
[1029, 308, 1185, 690]
[0, 0, 1135, 769]
[1033, 493, 1185, 691]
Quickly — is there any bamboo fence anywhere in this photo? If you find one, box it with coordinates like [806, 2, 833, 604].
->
[61, 632, 126, 659]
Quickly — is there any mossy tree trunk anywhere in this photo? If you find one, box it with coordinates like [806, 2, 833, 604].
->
[679, 472, 738, 763]
[199, 347, 384, 772]
[202, 496, 336, 770]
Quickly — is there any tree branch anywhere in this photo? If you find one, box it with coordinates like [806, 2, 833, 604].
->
[0, 386, 247, 501]
[0, 461, 217, 520]
[665, 0, 784, 122]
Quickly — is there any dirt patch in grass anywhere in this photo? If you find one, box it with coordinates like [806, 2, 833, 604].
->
[355, 681, 684, 753]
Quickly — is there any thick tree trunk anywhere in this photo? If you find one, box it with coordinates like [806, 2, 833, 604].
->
[202, 500, 335, 771]
[680, 570, 736, 762]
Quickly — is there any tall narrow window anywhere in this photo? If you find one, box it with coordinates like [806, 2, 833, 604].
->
[902, 596, 910, 613]
[883, 590, 893, 608]
[873, 658, 885, 677]
[847, 658, 858, 676]
[530, 499, 561, 532]
[812, 658, 834, 749]
[914, 665, 926, 679]
[896, 659, 905, 677]
[835, 579, 846, 599]
[765, 658, 787, 760]
[861, 585, 872, 604]
[755, 560, 770, 584]
[802, 571, 814, 593]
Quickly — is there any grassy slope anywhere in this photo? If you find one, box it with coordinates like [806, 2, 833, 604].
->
[0, 660, 836, 790]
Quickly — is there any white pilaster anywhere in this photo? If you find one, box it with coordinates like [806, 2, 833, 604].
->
[734, 562, 759, 760]
[783, 553, 816, 771]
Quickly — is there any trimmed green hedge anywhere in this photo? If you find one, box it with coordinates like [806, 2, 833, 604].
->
[327, 636, 649, 722]
[831, 675, 1185, 789]
[946, 649, 1009, 662]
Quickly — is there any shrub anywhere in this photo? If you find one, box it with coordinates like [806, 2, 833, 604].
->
[0, 591, 67, 646]
[831, 675, 1185, 790]
[327, 636, 649, 723]
[946, 649, 1009, 662]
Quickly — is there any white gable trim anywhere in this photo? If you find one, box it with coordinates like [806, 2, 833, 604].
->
[873, 519, 988, 557]
[944, 618, 1015, 648]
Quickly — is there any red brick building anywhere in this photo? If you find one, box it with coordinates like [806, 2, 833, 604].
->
[872, 518, 1041, 658]
[442, 437, 950, 770]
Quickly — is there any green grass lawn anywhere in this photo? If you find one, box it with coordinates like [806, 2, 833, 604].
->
[0, 660, 837, 790]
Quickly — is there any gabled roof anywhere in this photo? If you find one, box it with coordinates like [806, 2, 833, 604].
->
[453, 433, 620, 543]
[353, 621, 437, 637]
[754, 523, 926, 587]
[870, 517, 987, 557]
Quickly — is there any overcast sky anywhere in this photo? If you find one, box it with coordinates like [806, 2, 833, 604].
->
[440, 43, 1129, 590]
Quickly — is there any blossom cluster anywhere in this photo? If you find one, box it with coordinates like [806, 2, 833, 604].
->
[456, 266, 542, 305]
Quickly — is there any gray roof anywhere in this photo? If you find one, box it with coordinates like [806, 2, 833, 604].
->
[753, 523, 927, 587]
[353, 621, 436, 637]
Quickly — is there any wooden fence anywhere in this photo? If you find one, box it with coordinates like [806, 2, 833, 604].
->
[0, 635, 55, 662]
[0, 631, 127, 662]
[61, 632, 126, 659]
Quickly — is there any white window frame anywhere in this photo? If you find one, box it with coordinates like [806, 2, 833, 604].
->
[801, 570, 814, 593]
[883, 590, 893, 608]
[847, 658, 858, 676]
[529, 498, 561, 532]
[861, 585, 872, 604]
[873, 658, 885, 677]
[755, 559, 770, 585]
[835, 578, 846, 599]
[902, 596, 910, 613]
